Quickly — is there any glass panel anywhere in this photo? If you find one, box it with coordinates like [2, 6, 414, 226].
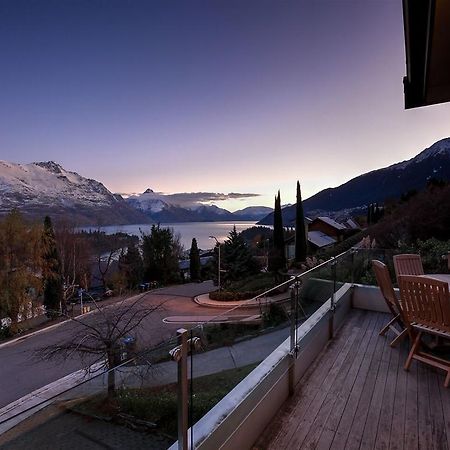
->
[0, 335, 180, 449]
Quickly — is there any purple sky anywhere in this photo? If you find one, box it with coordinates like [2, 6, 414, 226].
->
[1, 1, 450, 211]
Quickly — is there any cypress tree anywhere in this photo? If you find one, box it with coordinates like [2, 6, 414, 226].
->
[295, 181, 307, 263]
[189, 238, 201, 281]
[269, 191, 286, 272]
[42, 216, 63, 317]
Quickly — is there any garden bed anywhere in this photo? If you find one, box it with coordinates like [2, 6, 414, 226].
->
[71, 363, 259, 439]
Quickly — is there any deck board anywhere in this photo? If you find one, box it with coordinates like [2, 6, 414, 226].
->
[255, 310, 450, 450]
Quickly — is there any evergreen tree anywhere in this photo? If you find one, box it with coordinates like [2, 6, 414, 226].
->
[141, 224, 182, 284]
[268, 191, 286, 272]
[189, 238, 201, 281]
[119, 243, 143, 289]
[295, 181, 307, 263]
[221, 226, 259, 283]
[42, 216, 63, 318]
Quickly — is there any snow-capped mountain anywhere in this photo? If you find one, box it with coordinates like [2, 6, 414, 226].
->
[0, 161, 149, 225]
[126, 189, 171, 213]
[258, 137, 450, 225]
[125, 190, 273, 222]
[126, 190, 236, 222]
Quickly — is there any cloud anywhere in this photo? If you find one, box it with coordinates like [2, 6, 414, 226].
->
[164, 192, 260, 204]
[124, 190, 260, 206]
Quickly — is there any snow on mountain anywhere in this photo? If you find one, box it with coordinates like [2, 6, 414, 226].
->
[392, 137, 450, 169]
[126, 189, 170, 213]
[0, 160, 115, 207]
[0, 161, 149, 225]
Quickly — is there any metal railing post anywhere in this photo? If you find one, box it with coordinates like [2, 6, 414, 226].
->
[177, 328, 188, 450]
[329, 257, 337, 339]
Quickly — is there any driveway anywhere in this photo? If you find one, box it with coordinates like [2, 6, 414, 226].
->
[0, 281, 246, 409]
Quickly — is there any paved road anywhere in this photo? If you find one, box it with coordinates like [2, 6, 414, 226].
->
[0, 281, 244, 409]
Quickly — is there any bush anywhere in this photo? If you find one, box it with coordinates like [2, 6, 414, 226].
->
[208, 273, 276, 301]
[0, 326, 12, 340]
[209, 289, 265, 301]
[399, 238, 450, 274]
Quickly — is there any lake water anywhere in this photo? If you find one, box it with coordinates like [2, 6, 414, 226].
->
[85, 221, 257, 250]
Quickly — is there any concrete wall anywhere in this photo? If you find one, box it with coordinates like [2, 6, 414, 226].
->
[169, 283, 354, 450]
[352, 283, 391, 313]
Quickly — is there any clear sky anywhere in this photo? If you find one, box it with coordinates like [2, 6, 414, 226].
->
[1, 0, 450, 211]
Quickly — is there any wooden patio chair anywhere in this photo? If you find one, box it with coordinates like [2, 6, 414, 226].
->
[372, 260, 409, 347]
[393, 253, 424, 278]
[398, 275, 450, 388]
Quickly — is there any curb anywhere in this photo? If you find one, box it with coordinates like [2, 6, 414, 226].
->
[0, 308, 99, 350]
[194, 293, 290, 309]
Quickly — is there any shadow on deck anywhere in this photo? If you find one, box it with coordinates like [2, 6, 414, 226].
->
[255, 310, 450, 450]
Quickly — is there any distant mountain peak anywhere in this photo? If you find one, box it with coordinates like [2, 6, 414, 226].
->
[33, 161, 64, 174]
[415, 137, 450, 161]
[143, 188, 154, 194]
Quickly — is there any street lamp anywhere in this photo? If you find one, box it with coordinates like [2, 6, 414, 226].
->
[209, 235, 221, 290]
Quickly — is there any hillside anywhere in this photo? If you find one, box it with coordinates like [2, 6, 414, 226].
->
[369, 182, 450, 247]
[259, 138, 450, 225]
[0, 161, 149, 226]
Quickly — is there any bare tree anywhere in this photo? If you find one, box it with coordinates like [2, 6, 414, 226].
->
[54, 220, 92, 314]
[36, 295, 164, 394]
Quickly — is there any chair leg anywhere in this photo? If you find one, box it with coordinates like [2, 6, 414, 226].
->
[390, 328, 408, 347]
[379, 315, 400, 337]
[405, 331, 422, 371]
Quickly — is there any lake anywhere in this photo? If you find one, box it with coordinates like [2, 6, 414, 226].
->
[84, 221, 258, 250]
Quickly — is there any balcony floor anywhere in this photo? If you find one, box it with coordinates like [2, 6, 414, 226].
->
[256, 309, 450, 450]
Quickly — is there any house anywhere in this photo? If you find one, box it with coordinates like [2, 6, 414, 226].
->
[178, 255, 213, 280]
[285, 229, 337, 259]
[308, 216, 347, 242]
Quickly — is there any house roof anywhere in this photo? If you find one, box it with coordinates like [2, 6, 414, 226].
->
[315, 216, 346, 231]
[308, 231, 336, 248]
[345, 218, 360, 230]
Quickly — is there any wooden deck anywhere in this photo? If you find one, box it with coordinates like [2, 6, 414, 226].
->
[255, 309, 450, 450]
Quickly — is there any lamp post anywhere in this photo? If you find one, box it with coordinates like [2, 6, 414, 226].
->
[209, 235, 221, 290]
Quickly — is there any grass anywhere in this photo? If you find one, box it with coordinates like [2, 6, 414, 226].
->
[74, 363, 259, 438]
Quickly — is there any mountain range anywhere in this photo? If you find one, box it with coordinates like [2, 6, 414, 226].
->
[258, 137, 450, 225]
[0, 162, 272, 225]
[125, 189, 273, 222]
[1, 138, 449, 226]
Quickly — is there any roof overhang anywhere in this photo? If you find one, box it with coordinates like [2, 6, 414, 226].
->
[403, 0, 450, 108]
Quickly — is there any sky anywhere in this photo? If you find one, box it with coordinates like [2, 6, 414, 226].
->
[1, 0, 450, 211]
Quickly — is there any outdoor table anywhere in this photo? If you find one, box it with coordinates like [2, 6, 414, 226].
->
[418, 274, 450, 288]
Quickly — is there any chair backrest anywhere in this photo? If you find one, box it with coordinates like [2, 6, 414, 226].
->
[393, 254, 424, 278]
[372, 260, 401, 315]
[398, 275, 450, 333]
